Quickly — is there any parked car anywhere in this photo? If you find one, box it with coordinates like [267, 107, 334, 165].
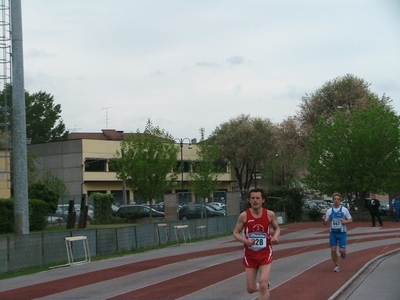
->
[207, 203, 226, 214]
[45, 215, 65, 223]
[152, 202, 164, 212]
[302, 200, 319, 212]
[208, 202, 226, 210]
[339, 198, 359, 212]
[379, 201, 390, 215]
[324, 197, 333, 206]
[178, 204, 225, 220]
[111, 204, 120, 216]
[117, 205, 165, 218]
[56, 204, 81, 219]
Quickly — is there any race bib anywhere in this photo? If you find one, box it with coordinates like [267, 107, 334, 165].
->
[332, 218, 342, 229]
[248, 232, 267, 251]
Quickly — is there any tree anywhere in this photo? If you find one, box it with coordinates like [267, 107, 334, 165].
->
[28, 181, 58, 213]
[41, 171, 69, 200]
[210, 114, 275, 199]
[304, 104, 400, 218]
[26, 91, 69, 143]
[27, 152, 40, 184]
[266, 117, 307, 189]
[113, 119, 179, 221]
[0, 84, 69, 143]
[297, 74, 392, 137]
[187, 128, 221, 202]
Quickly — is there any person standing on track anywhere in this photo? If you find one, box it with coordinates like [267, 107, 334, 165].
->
[369, 194, 383, 227]
[233, 187, 281, 300]
[392, 195, 399, 222]
[322, 192, 353, 272]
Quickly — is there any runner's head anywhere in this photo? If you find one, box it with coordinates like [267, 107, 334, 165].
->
[332, 192, 342, 207]
[247, 188, 267, 208]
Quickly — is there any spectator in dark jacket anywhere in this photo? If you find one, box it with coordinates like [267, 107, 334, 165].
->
[392, 195, 399, 222]
[369, 194, 383, 227]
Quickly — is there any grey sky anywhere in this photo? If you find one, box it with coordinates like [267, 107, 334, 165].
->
[22, 0, 400, 139]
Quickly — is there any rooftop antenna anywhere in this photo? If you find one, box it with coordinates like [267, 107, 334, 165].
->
[102, 107, 112, 129]
[67, 124, 81, 132]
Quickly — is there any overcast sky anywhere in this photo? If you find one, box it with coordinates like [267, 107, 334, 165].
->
[21, 0, 400, 140]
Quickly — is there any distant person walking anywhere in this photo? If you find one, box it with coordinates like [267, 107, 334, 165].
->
[392, 195, 400, 222]
[233, 187, 281, 300]
[369, 194, 383, 227]
[322, 192, 353, 272]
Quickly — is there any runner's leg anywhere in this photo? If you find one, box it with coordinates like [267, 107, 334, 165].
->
[331, 246, 338, 265]
[258, 263, 272, 300]
[245, 267, 259, 294]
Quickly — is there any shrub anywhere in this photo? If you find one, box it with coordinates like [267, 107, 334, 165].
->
[0, 198, 49, 233]
[91, 193, 114, 224]
[29, 199, 48, 231]
[125, 210, 141, 222]
[0, 198, 14, 233]
[268, 187, 304, 222]
[308, 206, 322, 221]
[28, 182, 58, 213]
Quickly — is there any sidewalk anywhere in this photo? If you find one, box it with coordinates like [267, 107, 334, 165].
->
[333, 249, 400, 300]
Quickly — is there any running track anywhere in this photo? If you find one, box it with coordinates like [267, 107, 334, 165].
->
[1, 221, 399, 300]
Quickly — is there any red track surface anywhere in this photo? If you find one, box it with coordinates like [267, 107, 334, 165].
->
[1, 221, 399, 300]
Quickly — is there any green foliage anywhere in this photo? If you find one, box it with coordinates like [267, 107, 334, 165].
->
[91, 192, 115, 224]
[125, 210, 141, 222]
[305, 104, 400, 214]
[268, 117, 307, 189]
[41, 172, 69, 200]
[0, 84, 69, 143]
[268, 187, 304, 222]
[113, 119, 179, 209]
[210, 114, 275, 198]
[29, 199, 48, 231]
[0, 199, 14, 233]
[28, 182, 58, 213]
[188, 128, 221, 198]
[0, 198, 48, 233]
[26, 90, 69, 143]
[298, 74, 392, 132]
[27, 152, 40, 184]
[307, 206, 322, 221]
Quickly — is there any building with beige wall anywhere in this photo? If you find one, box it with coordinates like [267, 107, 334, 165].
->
[0, 148, 11, 198]
[27, 129, 235, 205]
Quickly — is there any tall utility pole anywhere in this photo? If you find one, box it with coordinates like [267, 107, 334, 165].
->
[11, 0, 29, 234]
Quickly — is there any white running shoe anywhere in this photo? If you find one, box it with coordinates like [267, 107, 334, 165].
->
[333, 265, 341, 272]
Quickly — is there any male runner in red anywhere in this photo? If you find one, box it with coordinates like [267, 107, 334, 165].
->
[233, 188, 281, 300]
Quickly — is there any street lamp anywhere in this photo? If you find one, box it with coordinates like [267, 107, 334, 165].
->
[174, 138, 194, 191]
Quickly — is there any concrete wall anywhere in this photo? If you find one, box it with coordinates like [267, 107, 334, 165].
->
[28, 140, 83, 198]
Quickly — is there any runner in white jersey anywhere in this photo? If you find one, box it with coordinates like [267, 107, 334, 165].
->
[322, 192, 352, 272]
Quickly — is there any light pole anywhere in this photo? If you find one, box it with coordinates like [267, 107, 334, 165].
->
[174, 138, 193, 191]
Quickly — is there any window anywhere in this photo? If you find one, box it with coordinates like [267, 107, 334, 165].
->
[85, 158, 107, 172]
[174, 161, 191, 172]
[213, 161, 227, 173]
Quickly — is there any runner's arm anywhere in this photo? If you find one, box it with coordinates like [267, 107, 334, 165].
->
[322, 208, 331, 225]
[233, 212, 254, 247]
[269, 210, 280, 243]
[341, 208, 353, 224]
